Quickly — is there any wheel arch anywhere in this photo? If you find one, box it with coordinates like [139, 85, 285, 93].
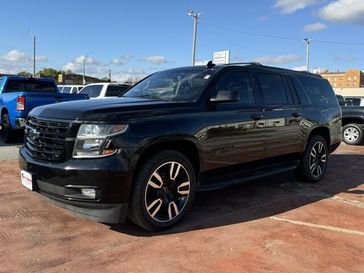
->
[305, 127, 331, 149]
[133, 138, 201, 180]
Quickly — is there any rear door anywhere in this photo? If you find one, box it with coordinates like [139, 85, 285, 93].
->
[254, 72, 304, 158]
[200, 69, 266, 168]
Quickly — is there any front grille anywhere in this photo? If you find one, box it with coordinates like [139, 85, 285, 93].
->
[25, 116, 71, 162]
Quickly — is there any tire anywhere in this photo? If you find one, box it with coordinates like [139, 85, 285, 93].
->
[1, 113, 13, 143]
[128, 150, 196, 231]
[296, 135, 328, 183]
[342, 124, 363, 145]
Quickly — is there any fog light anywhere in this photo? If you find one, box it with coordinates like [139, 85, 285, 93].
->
[81, 188, 96, 199]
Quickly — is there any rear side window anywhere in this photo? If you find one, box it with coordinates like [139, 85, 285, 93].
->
[79, 85, 103, 98]
[298, 76, 337, 105]
[105, 85, 129, 97]
[4, 79, 57, 93]
[256, 73, 288, 105]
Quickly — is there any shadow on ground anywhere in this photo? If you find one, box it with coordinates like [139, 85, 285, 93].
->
[110, 153, 364, 236]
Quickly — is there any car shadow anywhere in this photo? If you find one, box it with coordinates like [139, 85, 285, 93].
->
[109, 153, 364, 237]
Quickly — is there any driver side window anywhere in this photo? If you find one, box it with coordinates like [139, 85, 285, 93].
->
[213, 71, 255, 104]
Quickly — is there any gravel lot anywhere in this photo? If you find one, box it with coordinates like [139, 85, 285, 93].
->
[0, 143, 363, 273]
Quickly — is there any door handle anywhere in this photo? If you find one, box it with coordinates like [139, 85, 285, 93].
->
[251, 114, 264, 120]
[292, 112, 302, 118]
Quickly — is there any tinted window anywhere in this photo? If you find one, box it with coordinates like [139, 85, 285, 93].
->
[62, 87, 71, 93]
[345, 98, 361, 106]
[4, 79, 57, 93]
[213, 71, 255, 104]
[79, 85, 103, 98]
[289, 76, 311, 105]
[256, 73, 288, 105]
[105, 85, 129, 97]
[298, 76, 337, 105]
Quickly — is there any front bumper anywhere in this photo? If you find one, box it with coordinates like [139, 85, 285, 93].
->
[19, 147, 135, 223]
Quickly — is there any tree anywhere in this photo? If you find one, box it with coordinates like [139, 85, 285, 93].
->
[17, 71, 32, 77]
[37, 68, 60, 78]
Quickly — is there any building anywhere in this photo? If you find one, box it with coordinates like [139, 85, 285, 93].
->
[320, 69, 364, 88]
[333, 87, 364, 97]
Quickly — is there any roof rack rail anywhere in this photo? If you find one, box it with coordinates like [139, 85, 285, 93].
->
[225, 62, 262, 66]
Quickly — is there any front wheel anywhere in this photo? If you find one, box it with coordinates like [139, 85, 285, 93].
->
[128, 150, 196, 231]
[296, 135, 328, 183]
[342, 124, 363, 145]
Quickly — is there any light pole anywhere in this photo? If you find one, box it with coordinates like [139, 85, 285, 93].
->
[28, 29, 36, 77]
[83, 51, 92, 85]
[188, 9, 202, 66]
[303, 38, 311, 72]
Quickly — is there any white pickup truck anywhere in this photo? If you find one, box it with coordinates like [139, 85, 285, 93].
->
[78, 83, 130, 99]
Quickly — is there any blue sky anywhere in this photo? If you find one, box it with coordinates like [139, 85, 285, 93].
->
[0, 0, 363, 82]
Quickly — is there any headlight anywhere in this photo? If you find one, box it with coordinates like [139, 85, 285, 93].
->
[73, 124, 128, 158]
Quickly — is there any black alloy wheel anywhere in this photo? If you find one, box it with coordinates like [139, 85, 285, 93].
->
[129, 150, 196, 231]
[296, 135, 328, 183]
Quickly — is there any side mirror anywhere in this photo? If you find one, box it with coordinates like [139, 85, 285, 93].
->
[210, 90, 238, 103]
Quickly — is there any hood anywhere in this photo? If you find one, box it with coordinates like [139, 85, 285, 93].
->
[29, 97, 197, 121]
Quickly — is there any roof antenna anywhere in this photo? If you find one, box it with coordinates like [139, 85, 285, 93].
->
[206, 60, 216, 69]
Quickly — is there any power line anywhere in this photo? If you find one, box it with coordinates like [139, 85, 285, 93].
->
[200, 23, 303, 54]
[202, 23, 364, 46]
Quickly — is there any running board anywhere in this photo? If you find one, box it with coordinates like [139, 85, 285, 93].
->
[198, 161, 298, 191]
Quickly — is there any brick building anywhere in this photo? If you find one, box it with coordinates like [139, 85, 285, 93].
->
[319, 69, 364, 88]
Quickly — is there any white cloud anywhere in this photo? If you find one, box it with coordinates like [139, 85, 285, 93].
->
[142, 55, 169, 64]
[253, 54, 301, 65]
[112, 69, 147, 83]
[1, 50, 28, 62]
[112, 54, 133, 65]
[303, 22, 328, 32]
[62, 55, 104, 74]
[0, 49, 49, 74]
[319, 0, 364, 24]
[274, 0, 318, 13]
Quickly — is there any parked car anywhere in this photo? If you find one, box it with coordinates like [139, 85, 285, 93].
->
[58, 85, 84, 94]
[19, 63, 341, 231]
[78, 83, 130, 99]
[337, 95, 364, 145]
[344, 96, 364, 107]
[0, 76, 89, 142]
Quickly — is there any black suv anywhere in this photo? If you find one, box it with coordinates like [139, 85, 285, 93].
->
[19, 63, 341, 231]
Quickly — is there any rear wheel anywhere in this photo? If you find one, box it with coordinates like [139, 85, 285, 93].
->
[342, 124, 363, 145]
[296, 135, 328, 183]
[128, 150, 196, 231]
[1, 113, 13, 143]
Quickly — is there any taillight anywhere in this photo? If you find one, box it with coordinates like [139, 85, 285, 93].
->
[16, 96, 26, 111]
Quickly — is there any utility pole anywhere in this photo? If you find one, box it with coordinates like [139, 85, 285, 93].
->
[188, 9, 202, 66]
[28, 29, 36, 77]
[83, 51, 92, 85]
[303, 38, 311, 72]
[109, 69, 112, 82]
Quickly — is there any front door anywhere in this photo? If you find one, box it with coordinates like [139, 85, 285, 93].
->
[199, 69, 266, 170]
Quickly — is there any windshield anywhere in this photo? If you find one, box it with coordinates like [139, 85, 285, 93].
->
[123, 67, 215, 102]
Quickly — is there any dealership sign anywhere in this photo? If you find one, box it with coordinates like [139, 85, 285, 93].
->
[213, 50, 230, 64]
